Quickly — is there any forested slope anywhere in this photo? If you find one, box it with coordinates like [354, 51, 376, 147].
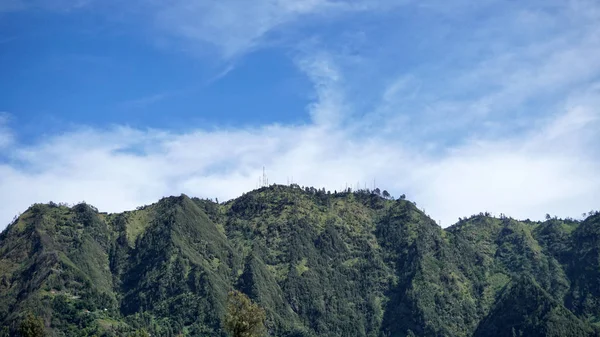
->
[1, 185, 599, 336]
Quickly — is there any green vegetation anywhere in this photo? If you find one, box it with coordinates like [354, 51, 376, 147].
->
[224, 290, 266, 337]
[18, 312, 46, 337]
[126, 329, 149, 337]
[0, 185, 598, 336]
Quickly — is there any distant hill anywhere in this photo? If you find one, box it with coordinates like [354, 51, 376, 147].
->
[1, 185, 599, 336]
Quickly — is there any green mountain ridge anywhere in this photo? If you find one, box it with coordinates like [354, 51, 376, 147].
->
[1, 185, 599, 336]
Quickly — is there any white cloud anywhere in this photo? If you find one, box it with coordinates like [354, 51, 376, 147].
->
[295, 51, 346, 127]
[410, 102, 600, 225]
[1, 88, 599, 229]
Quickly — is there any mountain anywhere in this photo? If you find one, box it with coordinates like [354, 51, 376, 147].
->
[0, 185, 599, 337]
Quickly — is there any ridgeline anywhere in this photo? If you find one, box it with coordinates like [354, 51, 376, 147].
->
[1, 185, 599, 336]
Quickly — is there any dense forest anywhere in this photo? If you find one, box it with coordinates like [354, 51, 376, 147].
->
[0, 184, 599, 336]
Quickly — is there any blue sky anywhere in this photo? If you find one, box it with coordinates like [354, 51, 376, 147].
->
[1, 0, 599, 228]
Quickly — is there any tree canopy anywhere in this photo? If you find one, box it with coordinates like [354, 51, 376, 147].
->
[223, 290, 266, 337]
[18, 313, 45, 337]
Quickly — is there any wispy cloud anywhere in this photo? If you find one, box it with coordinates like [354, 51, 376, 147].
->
[0, 113, 14, 149]
[313, 0, 600, 146]
[294, 50, 345, 127]
[142, 0, 406, 58]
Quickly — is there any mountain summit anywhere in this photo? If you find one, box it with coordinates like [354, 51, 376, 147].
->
[1, 185, 599, 336]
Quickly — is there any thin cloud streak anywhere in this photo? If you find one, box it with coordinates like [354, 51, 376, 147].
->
[143, 0, 409, 58]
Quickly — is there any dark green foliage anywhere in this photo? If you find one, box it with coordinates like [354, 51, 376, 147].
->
[474, 276, 594, 337]
[566, 213, 600, 320]
[18, 312, 45, 337]
[0, 186, 599, 336]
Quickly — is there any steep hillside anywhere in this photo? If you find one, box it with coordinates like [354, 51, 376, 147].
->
[0, 185, 598, 337]
[473, 276, 593, 337]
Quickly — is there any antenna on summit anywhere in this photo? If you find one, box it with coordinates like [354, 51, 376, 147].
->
[261, 166, 268, 187]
